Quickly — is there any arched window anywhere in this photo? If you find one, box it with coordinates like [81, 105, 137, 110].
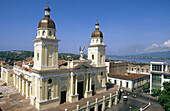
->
[92, 55, 94, 60]
[96, 39, 98, 43]
[42, 31, 45, 36]
[37, 53, 39, 61]
[100, 39, 103, 43]
[48, 78, 52, 84]
[49, 31, 52, 36]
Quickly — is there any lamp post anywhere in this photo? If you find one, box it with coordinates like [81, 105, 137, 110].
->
[129, 106, 132, 111]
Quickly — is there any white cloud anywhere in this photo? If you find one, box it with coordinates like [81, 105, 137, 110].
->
[144, 40, 170, 53]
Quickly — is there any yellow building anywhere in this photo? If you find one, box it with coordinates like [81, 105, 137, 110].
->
[1, 6, 112, 110]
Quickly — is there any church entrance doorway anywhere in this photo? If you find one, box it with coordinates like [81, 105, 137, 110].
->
[92, 84, 95, 96]
[77, 81, 84, 100]
[60, 90, 67, 104]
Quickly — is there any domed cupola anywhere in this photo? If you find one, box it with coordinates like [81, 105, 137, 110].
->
[90, 20, 104, 45]
[38, 6, 55, 29]
[36, 6, 56, 39]
[91, 21, 103, 38]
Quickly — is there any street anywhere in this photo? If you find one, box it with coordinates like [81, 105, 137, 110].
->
[107, 90, 162, 111]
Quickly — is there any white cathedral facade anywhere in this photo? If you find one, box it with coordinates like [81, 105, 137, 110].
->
[1, 6, 113, 110]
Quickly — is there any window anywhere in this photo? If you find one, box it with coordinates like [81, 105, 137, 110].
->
[120, 81, 122, 87]
[96, 39, 98, 43]
[101, 72, 103, 77]
[132, 68, 133, 71]
[108, 79, 111, 83]
[37, 53, 39, 61]
[92, 55, 94, 60]
[152, 65, 162, 71]
[100, 39, 103, 43]
[100, 79, 102, 87]
[146, 69, 149, 73]
[142, 69, 144, 72]
[54, 32, 55, 36]
[49, 31, 52, 36]
[48, 78, 52, 84]
[42, 31, 45, 36]
[114, 80, 117, 84]
[126, 82, 129, 88]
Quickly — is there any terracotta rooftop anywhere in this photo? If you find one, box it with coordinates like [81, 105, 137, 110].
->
[58, 60, 67, 66]
[108, 73, 149, 80]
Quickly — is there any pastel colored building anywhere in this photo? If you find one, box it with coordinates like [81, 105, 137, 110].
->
[150, 62, 170, 94]
[1, 6, 119, 110]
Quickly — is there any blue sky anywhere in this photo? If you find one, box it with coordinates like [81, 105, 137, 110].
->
[0, 0, 170, 55]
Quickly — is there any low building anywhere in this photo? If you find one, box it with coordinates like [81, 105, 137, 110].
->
[150, 62, 170, 94]
[105, 61, 127, 75]
[107, 73, 149, 91]
[1, 65, 13, 85]
[127, 64, 150, 75]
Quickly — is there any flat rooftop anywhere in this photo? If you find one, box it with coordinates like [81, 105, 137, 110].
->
[108, 73, 149, 81]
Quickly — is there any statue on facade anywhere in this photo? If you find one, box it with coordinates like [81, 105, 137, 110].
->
[79, 46, 85, 60]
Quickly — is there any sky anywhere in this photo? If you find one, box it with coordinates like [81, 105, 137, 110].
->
[0, 0, 170, 56]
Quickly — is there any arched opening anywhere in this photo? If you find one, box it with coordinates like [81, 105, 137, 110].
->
[42, 31, 45, 36]
[49, 31, 52, 36]
[96, 39, 98, 43]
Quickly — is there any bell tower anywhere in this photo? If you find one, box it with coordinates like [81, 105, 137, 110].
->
[88, 21, 107, 66]
[33, 6, 60, 70]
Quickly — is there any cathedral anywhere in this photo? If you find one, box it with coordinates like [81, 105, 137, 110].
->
[1, 6, 109, 110]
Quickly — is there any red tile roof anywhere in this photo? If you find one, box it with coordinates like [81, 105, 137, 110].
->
[58, 60, 67, 66]
[108, 73, 149, 80]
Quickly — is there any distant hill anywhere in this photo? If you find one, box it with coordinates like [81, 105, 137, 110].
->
[130, 51, 170, 58]
[0, 51, 85, 65]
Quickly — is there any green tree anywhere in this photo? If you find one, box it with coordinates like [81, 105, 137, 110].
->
[142, 82, 150, 90]
[158, 82, 170, 111]
[152, 88, 161, 97]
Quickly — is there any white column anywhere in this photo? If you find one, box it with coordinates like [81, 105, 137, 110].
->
[161, 74, 164, 91]
[19, 76, 22, 92]
[150, 63, 152, 71]
[75, 75, 78, 95]
[108, 93, 112, 108]
[150, 73, 152, 94]
[165, 65, 168, 71]
[70, 73, 74, 96]
[86, 73, 89, 92]
[14, 74, 16, 86]
[102, 96, 106, 111]
[22, 79, 25, 95]
[95, 98, 98, 111]
[26, 81, 30, 99]
[1, 67, 3, 81]
[89, 74, 92, 91]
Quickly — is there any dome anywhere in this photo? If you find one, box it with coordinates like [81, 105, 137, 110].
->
[38, 6, 56, 29]
[38, 17, 55, 29]
[91, 21, 103, 38]
[91, 30, 103, 38]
